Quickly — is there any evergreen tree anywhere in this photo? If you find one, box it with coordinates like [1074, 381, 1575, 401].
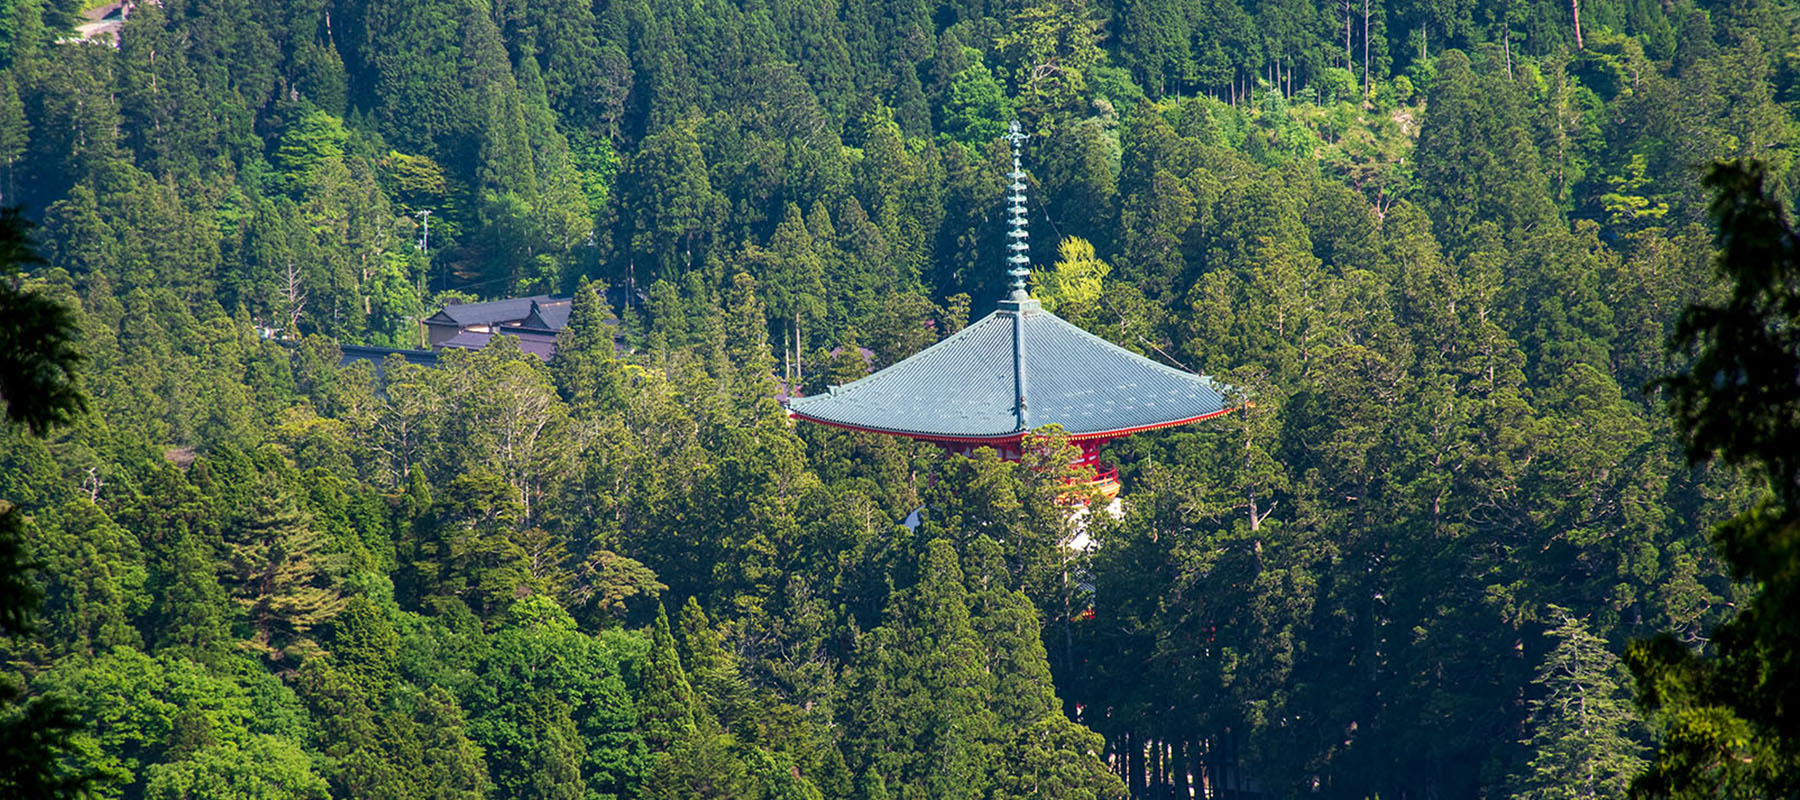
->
[517, 688, 586, 800]
[273, 111, 351, 200]
[855, 769, 890, 800]
[639, 724, 750, 800]
[676, 597, 754, 732]
[331, 597, 400, 689]
[995, 0, 1105, 125]
[1414, 50, 1558, 251]
[0, 70, 27, 204]
[152, 525, 230, 658]
[1631, 161, 1800, 799]
[0, 208, 83, 432]
[1118, 166, 1196, 305]
[843, 540, 999, 800]
[415, 686, 491, 800]
[723, 272, 779, 406]
[640, 603, 698, 751]
[222, 483, 348, 660]
[1507, 611, 1646, 800]
[552, 277, 624, 412]
[624, 118, 723, 281]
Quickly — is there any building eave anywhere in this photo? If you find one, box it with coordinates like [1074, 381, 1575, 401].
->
[786, 404, 1237, 444]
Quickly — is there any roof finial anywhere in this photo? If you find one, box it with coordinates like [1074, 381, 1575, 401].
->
[1004, 121, 1031, 301]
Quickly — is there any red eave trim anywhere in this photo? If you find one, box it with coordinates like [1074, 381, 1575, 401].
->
[786, 406, 1239, 444]
[1065, 407, 1238, 441]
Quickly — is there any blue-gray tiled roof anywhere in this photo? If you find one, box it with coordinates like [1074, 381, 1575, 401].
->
[518, 299, 573, 331]
[425, 295, 562, 327]
[787, 302, 1230, 440]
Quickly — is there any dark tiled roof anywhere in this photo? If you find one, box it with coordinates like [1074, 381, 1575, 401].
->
[511, 332, 558, 360]
[437, 329, 557, 361]
[424, 295, 561, 327]
[517, 299, 573, 332]
[438, 330, 495, 349]
[338, 345, 440, 375]
[787, 302, 1229, 440]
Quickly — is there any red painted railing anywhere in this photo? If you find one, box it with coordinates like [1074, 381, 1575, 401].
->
[1058, 462, 1121, 505]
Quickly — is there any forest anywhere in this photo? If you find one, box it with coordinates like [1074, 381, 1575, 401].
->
[0, 0, 1796, 796]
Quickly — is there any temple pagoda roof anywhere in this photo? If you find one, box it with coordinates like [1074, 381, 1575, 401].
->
[787, 299, 1229, 441]
[786, 121, 1232, 444]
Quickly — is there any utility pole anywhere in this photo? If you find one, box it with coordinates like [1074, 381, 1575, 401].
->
[417, 209, 439, 291]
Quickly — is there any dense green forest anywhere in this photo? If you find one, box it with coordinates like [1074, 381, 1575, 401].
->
[0, 0, 1796, 795]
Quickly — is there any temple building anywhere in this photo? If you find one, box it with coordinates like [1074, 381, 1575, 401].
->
[423, 295, 572, 360]
[785, 123, 1233, 501]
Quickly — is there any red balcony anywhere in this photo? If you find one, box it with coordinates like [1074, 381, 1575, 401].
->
[1090, 463, 1121, 503]
[1059, 461, 1121, 505]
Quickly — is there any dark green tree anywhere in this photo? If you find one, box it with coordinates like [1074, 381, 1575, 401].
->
[1413, 50, 1558, 251]
[0, 202, 102, 799]
[1631, 161, 1800, 798]
[0, 208, 83, 433]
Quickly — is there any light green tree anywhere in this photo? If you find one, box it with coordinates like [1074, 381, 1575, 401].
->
[1031, 236, 1110, 328]
[1508, 611, 1646, 800]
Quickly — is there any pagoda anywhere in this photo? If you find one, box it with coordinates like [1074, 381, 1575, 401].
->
[785, 123, 1233, 500]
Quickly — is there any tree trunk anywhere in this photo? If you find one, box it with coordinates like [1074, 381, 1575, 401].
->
[1572, 0, 1584, 49]
[1211, 734, 1228, 800]
[1128, 731, 1146, 797]
[1153, 738, 1165, 792]
[1174, 739, 1188, 799]
[1362, 0, 1371, 100]
[1190, 738, 1207, 800]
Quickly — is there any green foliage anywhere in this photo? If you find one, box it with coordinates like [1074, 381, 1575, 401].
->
[940, 63, 1014, 149]
[33, 499, 150, 656]
[639, 603, 697, 752]
[0, 684, 106, 798]
[0, 0, 1793, 798]
[1031, 236, 1110, 327]
[1414, 50, 1557, 251]
[1629, 161, 1800, 799]
[1505, 611, 1646, 800]
[995, 0, 1106, 125]
[273, 111, 351, 199]
[222, 481, 348, 660]
[143, 735, 330, 800]
[466, 595, 643, 798]
[843, 539, 1000, 800]
[0, 207, 84, 434]
[0, 191, 101, 799]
